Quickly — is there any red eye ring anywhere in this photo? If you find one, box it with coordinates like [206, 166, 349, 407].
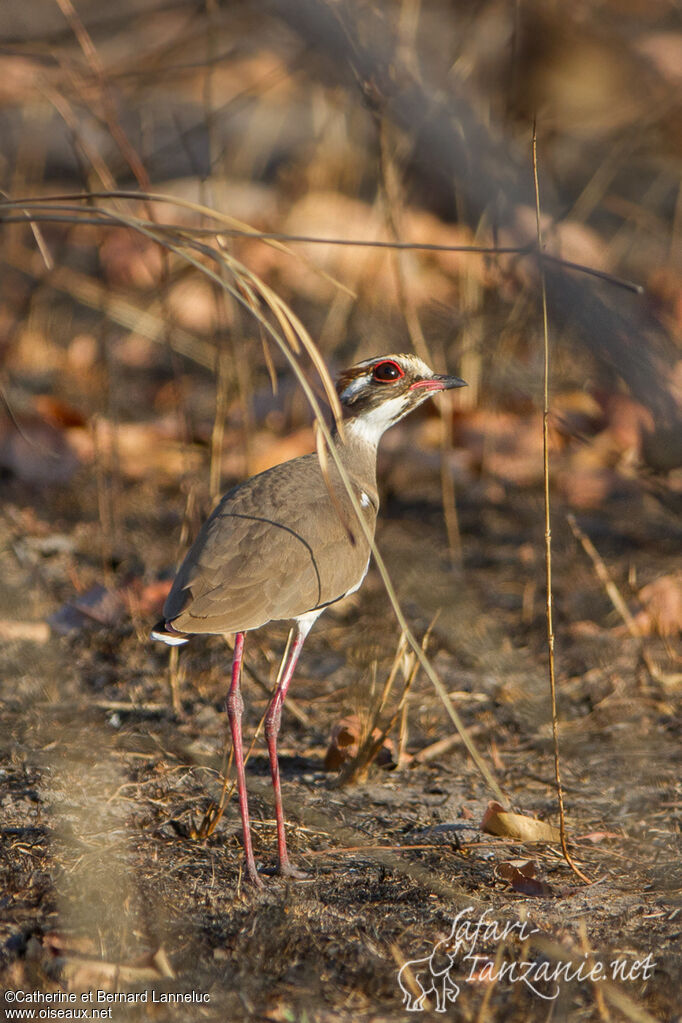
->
[372, 360, 404, 383]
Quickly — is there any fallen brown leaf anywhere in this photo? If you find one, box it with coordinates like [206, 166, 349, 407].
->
[481, 801, 561, 843]
[631, 573, 682, 637]
[575, 831, 622, 844]
[66, 417, 202, 480]
[33, 395, 87, 429]
[324, 714, 396, 772]
[0, 405, 80, 484]
[122, 579, 173, 617]
[249, 427, 315, 475]
[496, 859, 554, 897]
[454, 409, 546, 486]
[99, 228, 164, 289]
[48, 585, 125, 635]
[60, 955, 172, 991]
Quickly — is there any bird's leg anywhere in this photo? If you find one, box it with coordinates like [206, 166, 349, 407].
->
[225, 632, 263, 889]
[264, 624, 310, 879]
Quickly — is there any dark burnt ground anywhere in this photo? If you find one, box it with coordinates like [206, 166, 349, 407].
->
[1, 442, 680, 1023]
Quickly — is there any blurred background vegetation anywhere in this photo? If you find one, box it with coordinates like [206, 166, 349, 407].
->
[1, 0, 681, 519]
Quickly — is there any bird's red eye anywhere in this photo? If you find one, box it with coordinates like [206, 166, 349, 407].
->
[372, 360, 404, 383]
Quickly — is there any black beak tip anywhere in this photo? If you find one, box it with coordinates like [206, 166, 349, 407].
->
[439, 374, 467, 390]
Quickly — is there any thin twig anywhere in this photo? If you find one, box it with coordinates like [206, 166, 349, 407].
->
[566, 514, 670, 688]
[334, 632, 409, 785]
[533, 122, 590, 885]
[566, 514, 641, 638]
[0, 192, 645, 293]
[53, 0, 151, 190]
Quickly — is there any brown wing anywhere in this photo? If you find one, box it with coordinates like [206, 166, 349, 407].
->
[164, 454, 376, 635]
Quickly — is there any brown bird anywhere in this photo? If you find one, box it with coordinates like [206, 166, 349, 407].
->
[152, 353, 465, 886]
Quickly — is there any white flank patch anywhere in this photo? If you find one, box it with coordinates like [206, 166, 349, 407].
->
[342, 555, 371, 598]
[151, 628, 189, 646]
[345, 395, 409, 446]
[294, 607, 326, 638]
[360, 491, 371, 508]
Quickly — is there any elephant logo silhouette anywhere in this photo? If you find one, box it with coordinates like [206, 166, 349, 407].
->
[397, 922, 465, 1012]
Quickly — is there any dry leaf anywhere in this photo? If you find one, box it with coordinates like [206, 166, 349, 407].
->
[121, 579, 173, 618]
[481, 801, 561, 843]
[33, 395, 87, 429]
[60, 955, 171, 991]
[575, 831, 622, 844]
[454, 409, 545, 486]
[496, 859, 553, 897]
[569, 620, 606, 638]
[324, 714, 395, 772]
[26, 933, 175, 991]
[99, 228, 164, 289]
[559, 465, 616, 509]
[631, 573, 682, 637]
[0, 405, 80, 484]
[325, 715, 362, 771]
[603, 394, 655, 456]
[249, 427, 315, 475]
[49, 585, 125, 635]
[636, 33, 682, 85]
[167, 277, 224, 333]
[66, 417, 202, 481]
[275, 192, 454, 307]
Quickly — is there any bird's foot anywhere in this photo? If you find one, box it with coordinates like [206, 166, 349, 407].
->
[277, 858, 312, 880]
[243, 859, 265, 889]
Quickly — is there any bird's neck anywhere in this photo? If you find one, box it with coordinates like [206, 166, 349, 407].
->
[331, 416, 381, 499]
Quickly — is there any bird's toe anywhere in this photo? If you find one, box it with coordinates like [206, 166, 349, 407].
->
[277, 860, 313, 880]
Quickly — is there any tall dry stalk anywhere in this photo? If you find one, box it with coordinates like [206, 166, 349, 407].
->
[532, 123, 590, 884]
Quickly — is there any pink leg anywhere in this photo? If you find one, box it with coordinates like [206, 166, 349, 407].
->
[264, 623, 311, 878]
[225, 632, 262, 888]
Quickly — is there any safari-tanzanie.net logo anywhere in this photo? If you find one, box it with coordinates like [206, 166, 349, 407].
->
[397, 907, 655, 1012]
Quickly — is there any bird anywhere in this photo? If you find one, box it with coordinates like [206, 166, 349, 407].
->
[152, 353, 465, 887]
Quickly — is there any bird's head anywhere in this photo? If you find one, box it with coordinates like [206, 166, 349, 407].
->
[336, 354, 466, 445]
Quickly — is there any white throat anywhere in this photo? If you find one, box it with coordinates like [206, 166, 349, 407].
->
[344, 395, 410, 447]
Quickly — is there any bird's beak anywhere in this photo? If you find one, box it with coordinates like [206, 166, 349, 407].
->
[409, 374, 467, 393]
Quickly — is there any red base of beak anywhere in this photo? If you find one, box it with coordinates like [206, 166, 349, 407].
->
[409, 374, 466, 392]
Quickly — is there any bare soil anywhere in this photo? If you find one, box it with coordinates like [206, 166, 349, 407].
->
[1, 448, 680, 1022]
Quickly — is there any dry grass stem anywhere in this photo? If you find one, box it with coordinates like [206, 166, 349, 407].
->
[533, 123, 590, 885]
[209, 346, 231, 506]
[566, 514, 678, 688]
[334, 632, 409, 786]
